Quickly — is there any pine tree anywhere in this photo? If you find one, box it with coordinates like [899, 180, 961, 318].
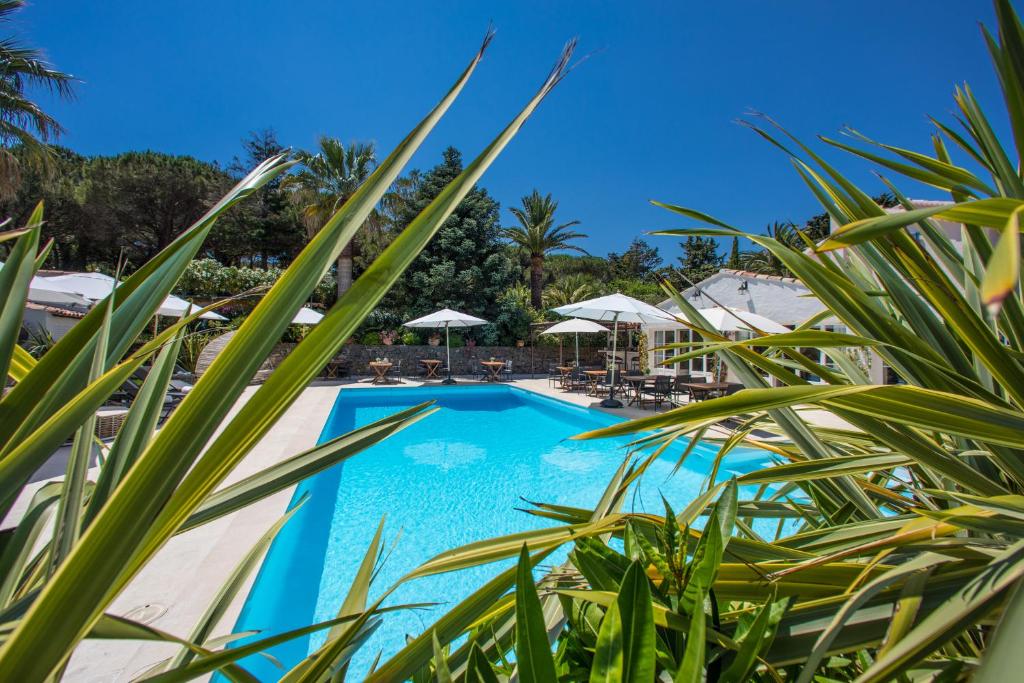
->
[388, 147, 519, 335]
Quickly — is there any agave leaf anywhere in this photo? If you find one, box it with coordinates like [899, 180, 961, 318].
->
[0, 208, 39, 389]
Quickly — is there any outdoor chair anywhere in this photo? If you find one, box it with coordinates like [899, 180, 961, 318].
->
[112, 377, 186, 419]
[640, 375, 673, 410]
[501, 360, 513, 381]
[546, 365, 562, 388]
[671, 374, 695, 403]
[567, 368, 588, 393]
[597, 368, 621, 397]
[393, 359, 404, 384]
[134, 365, 193, 395]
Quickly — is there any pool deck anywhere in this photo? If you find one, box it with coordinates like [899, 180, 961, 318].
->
[29, 376, 843, 681]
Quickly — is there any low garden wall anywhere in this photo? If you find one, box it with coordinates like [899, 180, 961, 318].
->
[337, 344, 604, 376]
[195, 334, 605, 383]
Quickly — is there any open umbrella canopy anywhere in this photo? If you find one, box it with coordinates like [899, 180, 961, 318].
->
[403, 308, 487, 328]
[696, 306, 788, 334]
[541, 318, 609, 368]
[551, 294, 674, 408]
[44, 272, 226, 320]
[551, 292, 677, 324]
[292, 306, 324, 325]
[0, 262, 91, 307]
[404, 308, 487, 384]
[540, 318, 609, 335]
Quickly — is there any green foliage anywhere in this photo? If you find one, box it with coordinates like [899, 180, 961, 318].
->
[208, 129, 306, 267]
[0, 0, 75, 200]
[667, 235, 722, 288]
[400, 330, 421, 345]
[608, 238, 662, 282]
[504, 188, 587, 307]
[176, 257, 336, 305]
[387, 147, 520, 322]
[360, 331, 381, 345]
[485, 285, 535, 345]
[542, 272, 600, 309]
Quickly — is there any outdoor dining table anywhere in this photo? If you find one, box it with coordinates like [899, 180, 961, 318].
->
[623, 375, 658, 405]
[584, 369, 606, 396]
[556, 366, 574, 390]
[368, 361, 393, 384]
[419, 358, 442, 379]
[679, 381, 731, 400]
[481, 360, 505, 382]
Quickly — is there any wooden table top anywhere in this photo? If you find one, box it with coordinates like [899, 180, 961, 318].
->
[419, 359, 441, 365]
[584, 369, 607, 376]
[680, 381, 730, 389]
[481, 360, 506, 366]
[369, 362, 393, 368]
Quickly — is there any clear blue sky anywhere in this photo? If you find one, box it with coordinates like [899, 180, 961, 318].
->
[15, 1, 1008, 260]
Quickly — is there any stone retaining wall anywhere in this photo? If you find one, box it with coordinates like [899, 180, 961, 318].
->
[195, 333, 606, 383]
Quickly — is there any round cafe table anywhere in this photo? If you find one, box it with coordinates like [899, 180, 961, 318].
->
[583, 369, 606, 396]
[419, 358, 442, 379]
[480, 361, 505, 382]
[368, 361, 393, 384]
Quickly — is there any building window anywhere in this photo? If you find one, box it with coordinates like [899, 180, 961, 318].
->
[651, 328, 712, 376]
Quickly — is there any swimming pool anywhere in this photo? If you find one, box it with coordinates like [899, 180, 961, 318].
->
[230, 384, 772, 679]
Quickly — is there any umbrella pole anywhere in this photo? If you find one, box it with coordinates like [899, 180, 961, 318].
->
[442, 322, 455, 384]
[575, 331, 580, 368]
[601, 314, 623, 408]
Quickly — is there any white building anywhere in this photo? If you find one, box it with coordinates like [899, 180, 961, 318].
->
[645, 269, 848, 381]
[645, 199, 965, 384]
[22, 301, 86, 341]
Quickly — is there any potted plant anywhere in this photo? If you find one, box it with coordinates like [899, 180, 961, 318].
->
[428, 333, 441, 346]
[515, 339, 525, 348]
[467, 337, 477, 348]
[381, 330, 397, 345]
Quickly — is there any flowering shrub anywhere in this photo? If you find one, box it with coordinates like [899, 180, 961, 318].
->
[177, 258, 336, 303]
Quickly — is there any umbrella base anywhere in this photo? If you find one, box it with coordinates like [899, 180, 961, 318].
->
[600, 398, 623, 408]
[441, 378, 457, 385]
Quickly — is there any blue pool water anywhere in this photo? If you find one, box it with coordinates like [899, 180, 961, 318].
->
[230, 385, 773, 679]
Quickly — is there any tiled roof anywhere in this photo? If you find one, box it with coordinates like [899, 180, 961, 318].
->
[714, 268, 801, 284]
[25, 302, 86, 319]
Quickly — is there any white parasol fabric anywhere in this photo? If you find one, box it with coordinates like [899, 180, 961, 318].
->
[540, 318, 609, 368]
[292, 306, 324, 325]
[0, 262, 91, 306]
[551, 294, 675, 407]
[44, 272, 226, 320]
[404, 308, 488, 384]
[696, 306, 788, 334]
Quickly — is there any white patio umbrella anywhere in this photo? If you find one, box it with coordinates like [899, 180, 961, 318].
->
[0, 262, 90, 306]
[45, 272, 226, 320]
[292, 306, 324, 325]
[696, 306, 788, 335]
[540, 318, 609, 369]
[404, 308, 487, 384]
[552, 293, 676, 407]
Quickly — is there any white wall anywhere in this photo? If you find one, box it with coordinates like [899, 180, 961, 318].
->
[22, 308, 77, 340]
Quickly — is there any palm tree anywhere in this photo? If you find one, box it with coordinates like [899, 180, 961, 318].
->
[504, 190, 587, 308]
[740, 221, 802, 276]
[0, 0, 75, 199]
[283, 136, 377, 296]
[542, 273, 599, 309]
